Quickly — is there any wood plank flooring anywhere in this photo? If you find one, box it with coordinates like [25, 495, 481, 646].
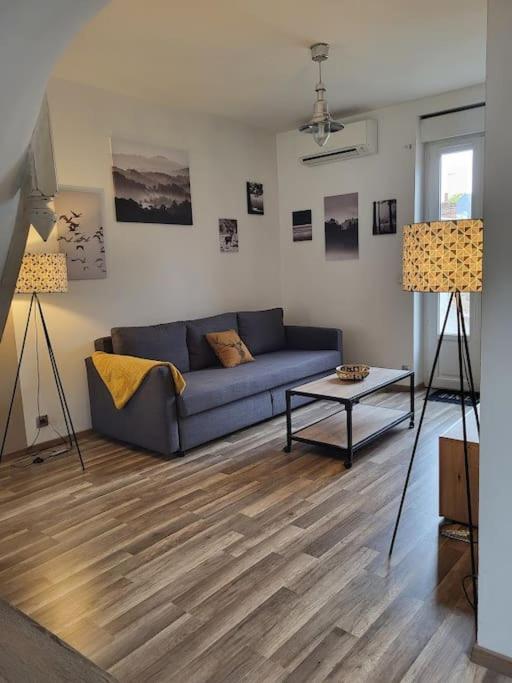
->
[0, 391, 505, 682]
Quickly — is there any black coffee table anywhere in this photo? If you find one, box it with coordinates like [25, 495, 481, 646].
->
[284, 367, 415, 468]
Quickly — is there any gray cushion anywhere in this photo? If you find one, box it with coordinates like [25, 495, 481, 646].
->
[178, 349, 339, 417]
[111, 321, 190, 372]
[238, 307, 286, 355]
[186, 312, 238, 370]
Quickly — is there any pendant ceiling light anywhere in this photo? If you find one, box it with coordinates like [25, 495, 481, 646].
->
[299, 43, 344, 147]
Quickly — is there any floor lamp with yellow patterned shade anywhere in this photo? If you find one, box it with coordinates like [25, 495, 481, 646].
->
[389, 219, 483, 632]
[0, 254, 85, 470]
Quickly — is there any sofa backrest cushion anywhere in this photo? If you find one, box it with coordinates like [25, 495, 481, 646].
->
[186, 312, 238, 370]
[237, 307, 286, 355]
[111, 321, 190, 372]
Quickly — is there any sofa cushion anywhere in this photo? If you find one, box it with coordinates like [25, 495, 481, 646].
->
[111, 321, 189, 372]
[237, 308, 286, 355]
[186, 312, 238, 370]
[178, 349, 339, 417]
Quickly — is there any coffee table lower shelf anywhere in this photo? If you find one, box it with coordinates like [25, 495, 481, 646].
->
[285, 403, 413, 468]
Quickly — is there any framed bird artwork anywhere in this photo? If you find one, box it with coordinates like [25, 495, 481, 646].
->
[54, 187, 107, 280]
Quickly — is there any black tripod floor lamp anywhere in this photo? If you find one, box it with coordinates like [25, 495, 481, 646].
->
[0, 253, 85, 470]
[389, 219, 483, 633]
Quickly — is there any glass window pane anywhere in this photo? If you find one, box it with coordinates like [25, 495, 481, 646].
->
[439, 149, 473, 220]
[438, 292, 470, 336]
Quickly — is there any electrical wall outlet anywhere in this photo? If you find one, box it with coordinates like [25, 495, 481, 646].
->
[36, 414, 49, 428]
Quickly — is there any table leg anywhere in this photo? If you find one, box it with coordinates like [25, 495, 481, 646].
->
[284, 390, 292, 453]
[345, 403, 353, 469]
[409, 372, 415, 428]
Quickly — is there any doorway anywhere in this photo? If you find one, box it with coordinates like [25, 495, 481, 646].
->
[423, 134, 484, 390]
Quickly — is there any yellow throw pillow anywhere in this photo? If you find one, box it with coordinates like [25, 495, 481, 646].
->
[206, 329, 254, 368]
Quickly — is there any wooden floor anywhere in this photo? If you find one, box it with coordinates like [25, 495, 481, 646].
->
[0, 391, 505, 682]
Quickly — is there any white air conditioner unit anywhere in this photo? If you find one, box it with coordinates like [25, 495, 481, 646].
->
[298, 119, 378, 166]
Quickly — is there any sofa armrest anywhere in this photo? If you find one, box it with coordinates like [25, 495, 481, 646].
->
[285, 325, 343, 354]
[85, 357, 181, 456]
[94, 336, 113, 353]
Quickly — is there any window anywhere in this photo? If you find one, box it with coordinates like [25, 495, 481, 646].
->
[439, 149, 473, 220]
[436, 147, 474, 335]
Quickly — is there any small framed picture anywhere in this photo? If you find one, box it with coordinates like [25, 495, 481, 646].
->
[292, 210, 312, 242]
[219, 218, 239, 253]
[246, 182, 264, 215]
[373, 199, 397, 235]
[324, 192, 359, 260]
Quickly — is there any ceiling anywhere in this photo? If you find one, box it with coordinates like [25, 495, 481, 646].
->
[53, 0, 487, 132]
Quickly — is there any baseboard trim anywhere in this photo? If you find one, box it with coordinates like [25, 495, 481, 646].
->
[4, 429, 93, 461]
[472, 643, 512, 677]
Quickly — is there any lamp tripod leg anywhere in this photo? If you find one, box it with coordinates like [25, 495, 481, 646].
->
[389, 292, 454, 558]
[46, 341, 74, 450]
[455, 292, 478, 633]
[34, 295, 85, 472]
[457, 295, 480, 435]
[0, 293, 36, 463]
[38, 304, 73, 450]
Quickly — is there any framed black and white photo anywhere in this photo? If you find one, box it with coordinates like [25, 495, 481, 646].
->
[111, 138, 193, 225]
[54, 188, 107, 280]
[292, 210, 312, 242]
[246, 182, 264, 215]
[219, 218, 239, 253]
[324, 192, 359, 260]
[373, 199, 397, 235]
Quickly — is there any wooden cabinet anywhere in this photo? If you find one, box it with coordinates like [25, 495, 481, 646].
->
[439, 415, 479, 525]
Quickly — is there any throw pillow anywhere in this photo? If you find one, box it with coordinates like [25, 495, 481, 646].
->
[206, 329, 254, 368]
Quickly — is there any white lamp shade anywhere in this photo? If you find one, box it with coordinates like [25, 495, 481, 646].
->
[15, 253, 68, 294]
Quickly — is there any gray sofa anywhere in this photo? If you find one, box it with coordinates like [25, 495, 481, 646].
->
[85, 308, 342, 457]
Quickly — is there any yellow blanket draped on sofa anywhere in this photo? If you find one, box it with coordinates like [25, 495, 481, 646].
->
[92, 351, 186, 410]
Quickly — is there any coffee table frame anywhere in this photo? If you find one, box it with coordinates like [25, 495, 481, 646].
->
[284, 369, 415, 469]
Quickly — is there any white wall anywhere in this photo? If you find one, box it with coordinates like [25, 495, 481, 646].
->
[477, 0, 512, 659]
[0, 310, 26, 453]
[0, 0, 107, 339]
[276, 85, 485, 374]
[12, 78, 281, 443]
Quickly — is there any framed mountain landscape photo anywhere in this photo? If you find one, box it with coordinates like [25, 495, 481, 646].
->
[111, 138, 193, 225]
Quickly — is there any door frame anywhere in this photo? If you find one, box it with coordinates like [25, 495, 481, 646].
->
[423, 133, 484, 391]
